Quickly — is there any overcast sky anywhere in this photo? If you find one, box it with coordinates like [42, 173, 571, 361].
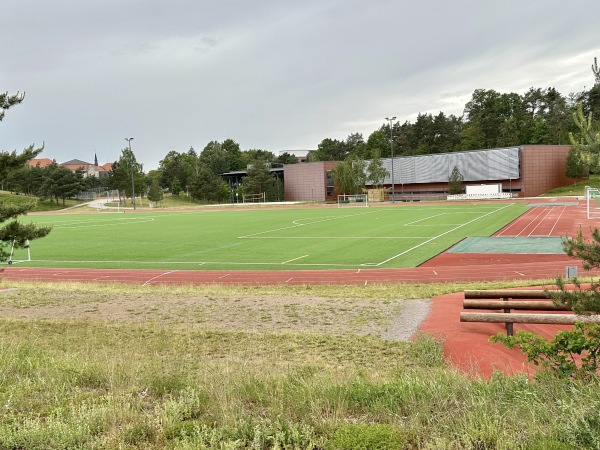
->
[1, 1, 599, 171]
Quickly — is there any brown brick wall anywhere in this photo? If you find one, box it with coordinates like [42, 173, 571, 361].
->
[282, 146, 578, 201]
[519, 145, 571, 197]
[284, 162, 338, 201]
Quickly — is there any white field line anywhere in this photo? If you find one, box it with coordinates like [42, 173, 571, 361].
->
[49, 217, 156, 229]
[404, 213, 446, 225]
[29, 259, 361, 267]
[370, 203, 515, 267]
[243, 236, 435, 239]
[239, 210, 376, 238]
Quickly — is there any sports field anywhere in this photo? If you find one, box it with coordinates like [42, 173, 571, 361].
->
[12, 203, 528, 270]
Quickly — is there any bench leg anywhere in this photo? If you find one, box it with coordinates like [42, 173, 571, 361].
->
[503, 297, 513, 336]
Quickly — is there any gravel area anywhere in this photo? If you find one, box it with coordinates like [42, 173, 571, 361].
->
[380, 299, 432, 341]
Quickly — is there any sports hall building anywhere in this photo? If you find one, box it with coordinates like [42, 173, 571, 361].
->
[283, 145, 576, 202]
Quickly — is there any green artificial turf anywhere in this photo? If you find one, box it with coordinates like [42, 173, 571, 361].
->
[13, 202, 528, 270]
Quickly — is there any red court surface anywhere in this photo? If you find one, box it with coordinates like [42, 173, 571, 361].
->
[3, 197, 600, 377]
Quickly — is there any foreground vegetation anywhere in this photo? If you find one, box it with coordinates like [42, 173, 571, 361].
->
[0, 281, 598, 449]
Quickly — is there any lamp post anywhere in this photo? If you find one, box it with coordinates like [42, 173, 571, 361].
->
[385, 116, 396, 203]
[125, 137, 136, 210]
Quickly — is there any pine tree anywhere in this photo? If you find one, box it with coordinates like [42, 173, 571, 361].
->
[565, 147, 588, 183]
[147, 178, 164, 206]
[0, 91, 52, 261]
[448, 166, 464, 194]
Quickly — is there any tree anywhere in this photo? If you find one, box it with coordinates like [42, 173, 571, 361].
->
[448, 166, 464, 195]
[276, 152, 299, 164]
[565, 146, 588, 183]
[366, 151, 388, 188]
[332, 155, 366, 195]
[0, 91, 51, 260]
[243, 161, 274, 197]
[107, 148, 145, 205]
[189, 165, 229, 203]
[569, 103, 600, 171]
[147, 178, 164, 206]
[199, 141, 230, 176]
[171, 178, 182, 196]
[309, 138, 348, 161]
[39, 164, 84, 206]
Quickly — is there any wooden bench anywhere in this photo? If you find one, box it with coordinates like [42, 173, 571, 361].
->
[459, 289, 600, 336]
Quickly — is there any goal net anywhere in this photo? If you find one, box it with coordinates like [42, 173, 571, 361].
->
[337, 194, 368, 208]
[586, 186, 600, 219]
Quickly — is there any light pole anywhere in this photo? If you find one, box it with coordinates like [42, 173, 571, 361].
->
[125, 137, 136, 210]
[385, 116, 396, 203]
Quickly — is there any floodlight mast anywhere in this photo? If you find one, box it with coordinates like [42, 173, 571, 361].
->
[385, 116, 396, 203]
[125, 137, 136, 210]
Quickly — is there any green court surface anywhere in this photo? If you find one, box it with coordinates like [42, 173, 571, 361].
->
[10, 203, 528, 270]
[449, 236, 565, 254]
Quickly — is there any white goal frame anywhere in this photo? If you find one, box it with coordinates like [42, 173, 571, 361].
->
[97, 200, 123, 213]
[586, 186, 600, 219]
[243, 192, 266, 203]
[3, 239, 31, 265]
[337, 194, 369, 208]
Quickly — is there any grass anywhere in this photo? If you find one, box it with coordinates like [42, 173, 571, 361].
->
[543, 174, 600, 196]
[0, 191, 83, 212]
[0, 281, 599, 449]
[16, 202, 528, 270]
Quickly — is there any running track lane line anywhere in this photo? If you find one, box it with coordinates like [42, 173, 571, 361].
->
[142, 270, 178, 286]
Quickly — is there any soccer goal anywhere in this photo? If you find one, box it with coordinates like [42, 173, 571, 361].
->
[337, 194, 368, 208]
[3, 239, 31, 265]
[96, 200, 123, 213]
[586, 186, 600, 219]
[243, 193, 266, 203]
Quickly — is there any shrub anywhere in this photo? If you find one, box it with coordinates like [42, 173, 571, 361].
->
[490, 323, 600, 381]
[326, 423, 405, 450]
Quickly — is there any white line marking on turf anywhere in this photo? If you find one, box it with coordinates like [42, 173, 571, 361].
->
[372, 203, 515, 266]
[405, 213, 445, 225]
[239, 210, 376, 238]
[243, 236, 434, 239]
[142, 270, 177, 286]
[282, 255, 309, 264]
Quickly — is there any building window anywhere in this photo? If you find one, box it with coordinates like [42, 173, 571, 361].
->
[326, 170, 334, 196]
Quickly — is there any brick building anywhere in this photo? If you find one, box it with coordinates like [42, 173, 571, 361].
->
[282, 145, 577, 201]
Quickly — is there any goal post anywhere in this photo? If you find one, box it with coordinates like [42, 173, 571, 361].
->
[96, 200, 122, 213]
[586, 186, 600, 219]
[337, 194, 369, 208]
[243, 193, 266, 203]
[4, 239, 31, 265]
